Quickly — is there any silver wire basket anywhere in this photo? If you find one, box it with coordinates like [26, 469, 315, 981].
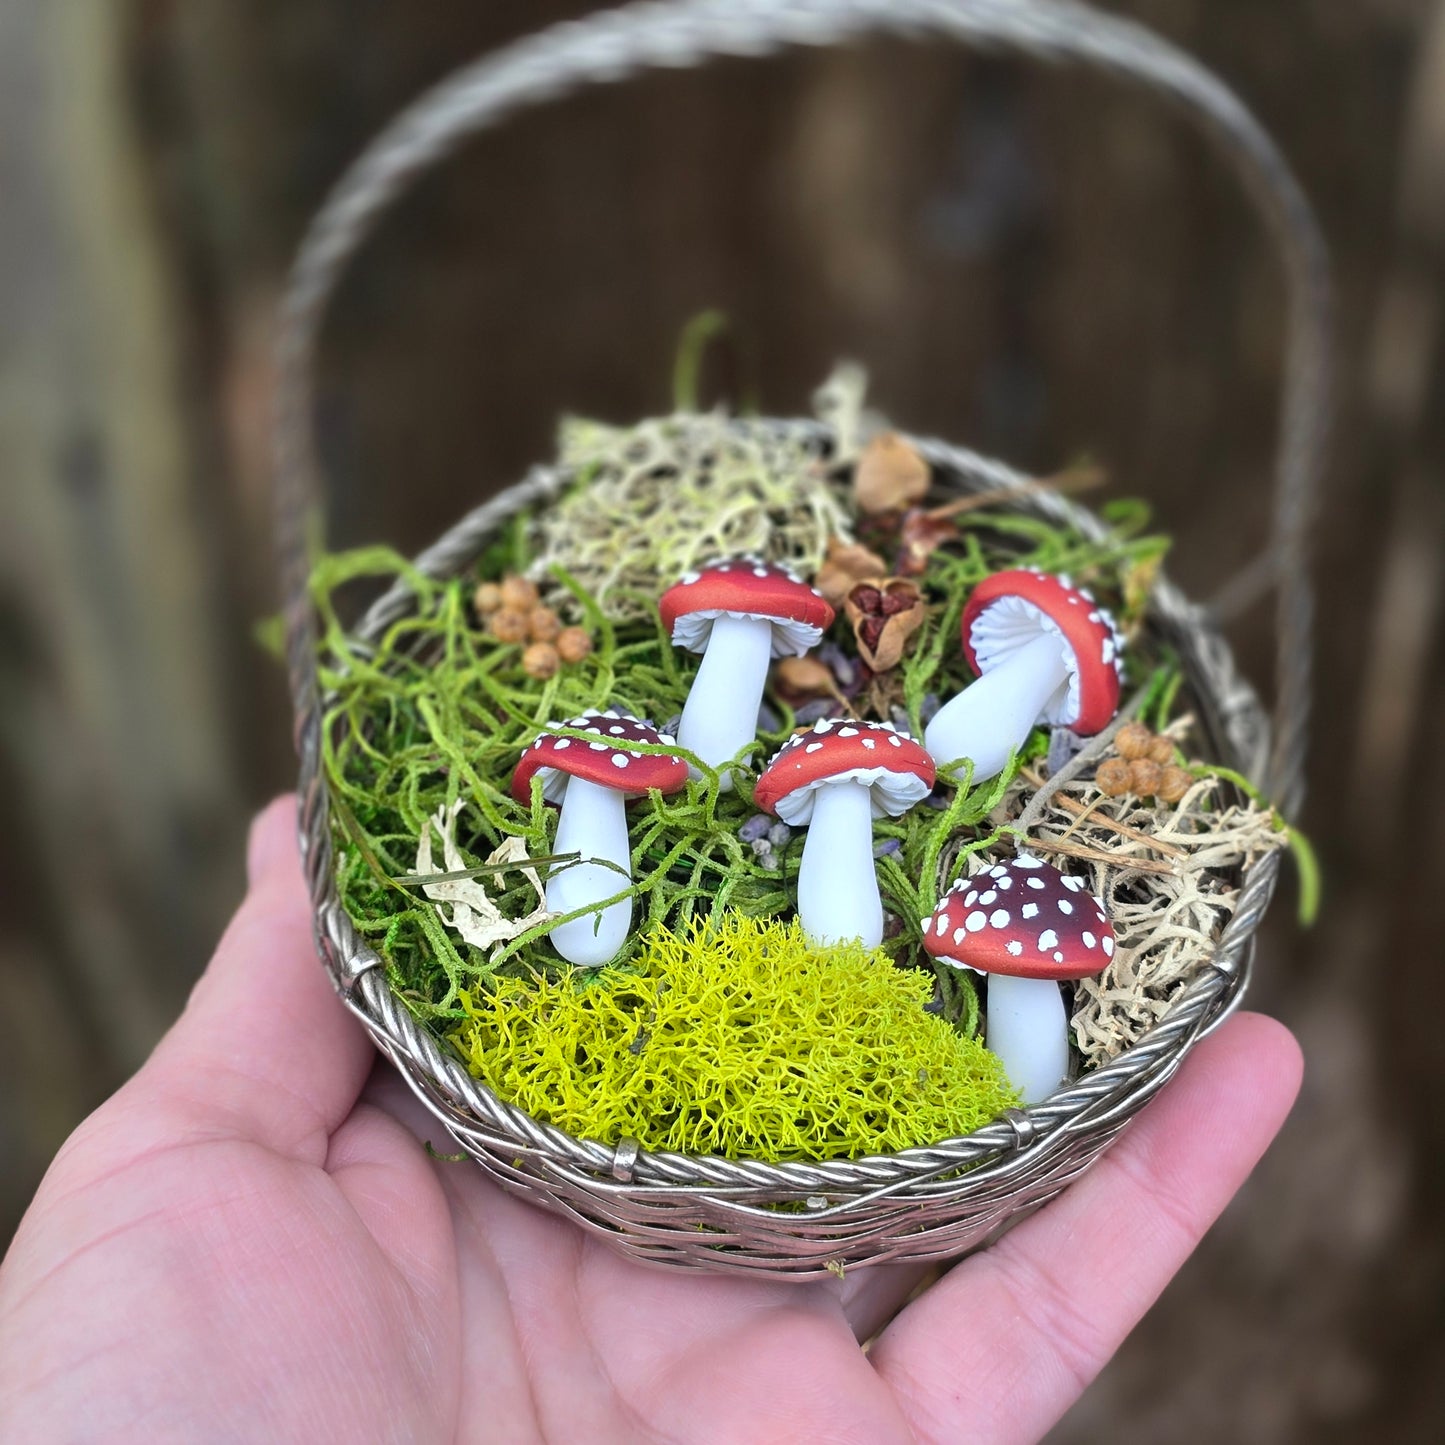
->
[275, 0, 1331, 1278]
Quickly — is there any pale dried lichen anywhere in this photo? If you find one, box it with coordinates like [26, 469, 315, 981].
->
[530, 376, 862, 622]
[411, 800, 555, 956]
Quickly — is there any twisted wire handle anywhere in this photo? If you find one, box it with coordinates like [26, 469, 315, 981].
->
[276, 0, 1333, 940]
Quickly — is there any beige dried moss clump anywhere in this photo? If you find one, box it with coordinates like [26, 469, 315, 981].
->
[450, 915, 1019, 1163]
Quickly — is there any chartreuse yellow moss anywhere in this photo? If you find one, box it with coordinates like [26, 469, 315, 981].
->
[448, 915, 1021, 1162]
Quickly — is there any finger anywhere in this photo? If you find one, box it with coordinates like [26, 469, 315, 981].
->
[870, 1013, 1303, 1445]
[138, 795, 375, 1162]
[840, 1262, 936, 1344]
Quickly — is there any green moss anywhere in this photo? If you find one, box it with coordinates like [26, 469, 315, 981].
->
[448, 915, 1021, 1162]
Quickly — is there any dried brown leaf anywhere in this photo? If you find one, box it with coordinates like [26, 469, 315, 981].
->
[854, 433, 930, 515]
[896, 508, 960, 575]
[773, 655, 841, 701]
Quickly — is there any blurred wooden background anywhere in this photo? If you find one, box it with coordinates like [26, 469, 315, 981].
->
[2, 1, 1443, 1438]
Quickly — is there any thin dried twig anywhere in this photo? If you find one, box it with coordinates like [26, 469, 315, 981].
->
[1020, 767, 1187, 857]
[922, 465, 1106, 521]
[1013, 689, 1148, 836]
[1023, 835, 1180, 876]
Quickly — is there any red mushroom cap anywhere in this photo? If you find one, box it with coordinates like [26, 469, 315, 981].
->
[754, 719, 936, 825]
[961, 569, 1124, 736]
[512, 710, 687, 805]
[922, 856, 1115, 980]
[659, 556, 835, 659]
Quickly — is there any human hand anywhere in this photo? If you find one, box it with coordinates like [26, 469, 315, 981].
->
[0, 797, 1302, 1444]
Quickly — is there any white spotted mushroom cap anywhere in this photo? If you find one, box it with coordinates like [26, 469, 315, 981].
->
[923, 855, 1115, 980]
[659, 556, 835, 659]
[511, 710, 687, 805]
[753, 718, 936, 826]
[962, 568, 1125, 735]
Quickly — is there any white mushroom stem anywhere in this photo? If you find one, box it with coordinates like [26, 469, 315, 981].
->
[984, 973, 1071, 1104]
[924, 632, 1073, 781]
[676, 613, 776, 789]
[795, 779, 884, 948]
[546, 776, 633, 967]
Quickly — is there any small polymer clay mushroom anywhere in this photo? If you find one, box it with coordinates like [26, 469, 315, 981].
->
[924, 569, 1125, 782]
[924, 856, 1115, 1103]
[659, 557, 835, 787]
[754, 719, 935, 947]
[512, 710, 686, 967]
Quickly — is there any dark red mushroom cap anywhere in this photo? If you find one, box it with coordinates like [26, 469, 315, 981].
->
[659, 556, 835, 658]
[961, 569, 1125, 736]
[754, 719, 936, 825]
[511, 710, 687, 805]
[923, 856, 1115, 980]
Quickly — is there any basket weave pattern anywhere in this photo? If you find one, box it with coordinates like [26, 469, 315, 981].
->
[274, 1, 1330, 1277]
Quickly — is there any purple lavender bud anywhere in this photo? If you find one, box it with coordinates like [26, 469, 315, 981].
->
[873, 837, 902, 859]
[767, 821, 792, 849]
[889, 706, 914, 736]
[1047, 726, 1086, 773]
[794, 698, 843, 725]
[739, 813, 772, 843]
[756, 702, 781, 734]
[819, 642, 858, 691]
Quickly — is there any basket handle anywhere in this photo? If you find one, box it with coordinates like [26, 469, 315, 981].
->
[276, 0, 1332, 849]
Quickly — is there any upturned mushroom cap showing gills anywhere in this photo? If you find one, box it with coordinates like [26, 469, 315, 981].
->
[659, 557, 836, 789]
[754, 718, 936, 823]
[923, 856, 1115, 980]
[962, 568, 1125, 737]
[659, 557, 834, 657]
[512, 710, 687, 804]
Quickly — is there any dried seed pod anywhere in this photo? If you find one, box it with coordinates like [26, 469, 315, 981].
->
[499, 575, 540, 611]
[1147, 734, 1176, 765]
[473, 581, 503, 617]
[528, 606, 561, 642]
[1128, 758, 1165, 797]
[1156, 765, 1193, 803]
[815, 536, 889, 608]
[1114, 720, 1155, 761]
[843, 577, 925, 671]
[521, 642, 560, 680]
[488, 608, 530, 644]
[556, 626, 594, 664]
[1096, 757, 1133, 796]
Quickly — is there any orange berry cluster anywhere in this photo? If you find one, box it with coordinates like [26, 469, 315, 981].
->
[473, 574, 594, 680]
[1096, 721, 1192, 804]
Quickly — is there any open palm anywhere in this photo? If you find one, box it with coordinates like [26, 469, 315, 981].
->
[0, 798, 1301, 1444]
